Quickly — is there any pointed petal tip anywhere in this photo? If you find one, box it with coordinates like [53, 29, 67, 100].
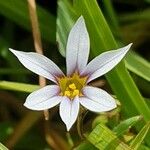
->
[111, 100, 117, 110]
[118, 43, 133, 58]
[78, 15, 84, 21]
[23, 86, 62, 111]
[80, 86, 118, 112]
[82, 43, 133, 82]
[129, 42, 133, 46]
[9, 48, 20, 56]
[66, 124, 71, 131]
[116, 43, 132, 56]
[106, 96, 117, 111]
[76, 15, 85, 25]
[9, 48, 15, 53]
[9, 48, 64, 82]
[23, 101, 44, 111]
[23, 101, 33, 110]
[125, 43, 133, 50]
[23, 102, 33, 110]
[23, 102, 27, 107]
[23, 102, 28, 109]
[9, 48, 12, 51]
[59, 97, 79, 132]
[66, 15, 89, 75]
[122, 43, 133, 54]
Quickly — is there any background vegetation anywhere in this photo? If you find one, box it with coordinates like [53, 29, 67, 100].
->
[0, 0, 150, 149]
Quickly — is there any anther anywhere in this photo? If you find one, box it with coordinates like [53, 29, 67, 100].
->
[64, 91, 71, 97]
[69, 83, 76, 90]
[72, 89, 79, 97]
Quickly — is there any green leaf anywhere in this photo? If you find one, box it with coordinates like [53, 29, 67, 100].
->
[87, 123, 131, 150]
[74, 0, 150, 121]
[0, 81, 39, 93]
[102, 0, 119, 33]
[130, 122, 150, 150]
[113, 116, 142, 137]
[119, 9, 150, 23]
[0, 68, 30, 75]
[0, 0, 56, 42]
[125, 51, 150, 81]
[139, 145, 150, 150]
[56, 0, 77, 56]
[138, 144, 149, 150]
[145, 98, 150, 108]
[0, 143, 8, 150]
[74, 141, 97, 150]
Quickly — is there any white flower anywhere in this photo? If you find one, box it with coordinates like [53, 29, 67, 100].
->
[9, 16, 132, 131]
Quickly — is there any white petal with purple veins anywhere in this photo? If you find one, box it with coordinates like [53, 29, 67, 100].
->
[59, 96, 79, 131]
[66, 16, 90, 75]
[9, 48, 64, 83]
[24, 85, 61, 110]
[80, 86, 116, 112]
[81, 44, 132, 83]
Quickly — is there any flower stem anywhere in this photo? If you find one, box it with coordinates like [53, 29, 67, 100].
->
[66, 132, 74, 148]
[27, 0, 49, 120]
[77, 110, 84, 139]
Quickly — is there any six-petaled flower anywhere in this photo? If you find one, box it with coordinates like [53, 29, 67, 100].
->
[9, 16, 132, 131]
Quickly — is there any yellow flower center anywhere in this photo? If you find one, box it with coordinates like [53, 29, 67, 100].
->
[57, 73, 87, 99]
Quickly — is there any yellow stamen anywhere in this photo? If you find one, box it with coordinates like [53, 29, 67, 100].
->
[58, 73, 87, 99]
[69, 83, 76, 90]
[72, 89, 79, 97]
[64, 91, 71, 97]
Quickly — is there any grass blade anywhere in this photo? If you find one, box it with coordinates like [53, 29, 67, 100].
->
[56, 0, 77, 56]
[113, 116, 142, 137]
[125, 51, 150, 81]
[0, 143, 8, 150]
[74, 141, 97, 150]
[0, 81, 39, 93]
[87, 124, 131, 150]
[130, 122, 150, 150]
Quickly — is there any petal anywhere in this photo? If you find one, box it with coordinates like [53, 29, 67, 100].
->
[24, 85, 62, 110]
[59, 96, 79, 131]
[9, 48, 64, 83]
[66, 16, 90, 75]
[81, 43, 132, 83]
[80, 86, 116, 112]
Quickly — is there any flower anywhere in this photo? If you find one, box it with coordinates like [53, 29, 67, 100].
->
[9, 16, 132, 131]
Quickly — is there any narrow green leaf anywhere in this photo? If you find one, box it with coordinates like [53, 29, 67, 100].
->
[119, 9, 150, 23]
[130, 122, 150, 150]
[74, 0, 150, 121]
[113, 116, 142, 137]
[87, 124, 131, 150]
[0, 143, 8, 150]
[57, 0, 77, 56]
[125, 51, 150, 81]
[74, 141, 97, 150]
[102, 0, 119, 33]
[0, 81, 39, 93]
[0, 68, 30, 75]
[139, 145, 150, 150]
[0, 0, 55, 42]
[145, 98, 150, 108]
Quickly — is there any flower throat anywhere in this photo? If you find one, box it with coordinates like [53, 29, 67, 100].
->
[58, 73, 87, 99]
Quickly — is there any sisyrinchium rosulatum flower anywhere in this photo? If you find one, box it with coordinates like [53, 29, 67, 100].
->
[9, 16, 132, 131]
